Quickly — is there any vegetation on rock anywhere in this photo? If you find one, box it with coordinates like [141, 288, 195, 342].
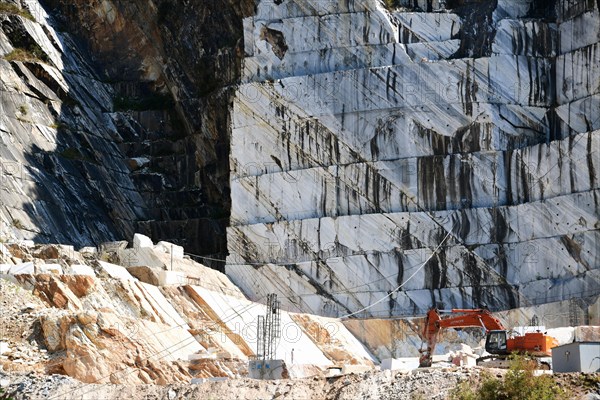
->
[382, 0, 401, 10]
[3, 45, 47, 63]
[0, 387, 14, 400]
[0, 2, 35, 21]
[450, 356, 570, 400]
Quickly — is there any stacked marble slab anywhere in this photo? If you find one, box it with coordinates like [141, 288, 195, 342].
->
[227, 0, 600, 317]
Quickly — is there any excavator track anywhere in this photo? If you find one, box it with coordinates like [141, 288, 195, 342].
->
[475, 355, 510, 368]
[476, 355, 551, 370]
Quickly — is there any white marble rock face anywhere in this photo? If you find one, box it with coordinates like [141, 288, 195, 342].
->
[227, 0, 600, 317]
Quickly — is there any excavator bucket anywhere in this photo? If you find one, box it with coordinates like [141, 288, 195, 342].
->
[418, 354, 432, 368]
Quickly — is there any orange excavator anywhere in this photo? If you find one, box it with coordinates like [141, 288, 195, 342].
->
[418, 308, 559, 368]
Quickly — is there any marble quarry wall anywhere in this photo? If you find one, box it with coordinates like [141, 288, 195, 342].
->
[226, 0, 600, 317]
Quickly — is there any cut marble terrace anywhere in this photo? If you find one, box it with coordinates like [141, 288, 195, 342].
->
[225, 0, 600, 317]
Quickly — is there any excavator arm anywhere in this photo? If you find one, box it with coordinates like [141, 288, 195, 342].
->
[418, 308, 505, 367]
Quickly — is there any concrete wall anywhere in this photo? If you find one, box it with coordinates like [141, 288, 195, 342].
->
[552, 342, 600, 373]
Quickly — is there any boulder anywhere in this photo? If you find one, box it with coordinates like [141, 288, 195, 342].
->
[31, 244, 75, 260]
[76, 311, 98, 325]
[158, 270, 186, 286]
[156, 241, 184, 260]
[127, 157, 150, 171]
[40, 312, 72, 351]
[117, 247, 164, 268]
[34, 276, 84, 309]
[78, 247, 97, 255]
[99, 241, 128, 254]
[547, 327, 575, 345]
[96, 260, 137, 281]
[133, 233, 154, 249]
[59, 275, 96, 297]
[66, 264, 96, 276]
[8, 262, 34, 275]
[380, 358, 419, 371]
[0, 243, 11, 258]
[4, 274, 34, 289]
[37, 264, 63, 275]
[0, 342, 9, 356]
[5, 244, 27, 260]
[575, 326, 600, 342]
[126, 266, 162, 286]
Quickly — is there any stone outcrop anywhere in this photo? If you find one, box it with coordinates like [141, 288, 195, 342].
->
[226, 0, 600, 317]
[2, 0, 596, 322]
[1, 240, 378, 384]
[40, 310, 198, 384]
[1, 0, 597, 332]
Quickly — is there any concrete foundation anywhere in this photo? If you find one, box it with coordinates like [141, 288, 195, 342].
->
[248, 360, 288, 380]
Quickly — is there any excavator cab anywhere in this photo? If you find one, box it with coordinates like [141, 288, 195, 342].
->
[485, 330, 509, 355]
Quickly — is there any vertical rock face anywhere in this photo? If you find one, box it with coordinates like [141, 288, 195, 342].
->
[226, 0, 600, 317]
[0, 0, 145, 245]
[0, 0, 253, 262]
[40, 0, 254, 261]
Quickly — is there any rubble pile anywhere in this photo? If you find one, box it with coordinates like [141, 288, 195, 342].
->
[0, 239, 248, 384]
[0, 368, 486, 400]
[4, 367, 598, 400]
[0, 236, 375, 386]
[0, 281, 49, 374]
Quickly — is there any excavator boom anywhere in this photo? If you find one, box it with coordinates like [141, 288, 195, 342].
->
[419, 308, 504, 367]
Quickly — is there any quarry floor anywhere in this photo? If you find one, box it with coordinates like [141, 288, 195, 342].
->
[1, 368, 599, 400]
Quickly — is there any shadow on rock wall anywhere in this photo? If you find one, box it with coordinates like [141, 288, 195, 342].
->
[1, 1, 139, 247]
[0, 0, 253, 270]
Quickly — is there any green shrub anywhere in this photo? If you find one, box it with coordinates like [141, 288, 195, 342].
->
[382, 0, 401, 10]
[0, 2, 35, 21]
[451, 381, 479, 400]
[3, 44, 49, 63]
[450, 356, 569, 400]
[0, 386, 14, 400]
[4, 48, 35, 62]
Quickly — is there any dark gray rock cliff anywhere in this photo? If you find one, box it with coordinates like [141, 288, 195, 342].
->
[0, 0, 252, 266]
